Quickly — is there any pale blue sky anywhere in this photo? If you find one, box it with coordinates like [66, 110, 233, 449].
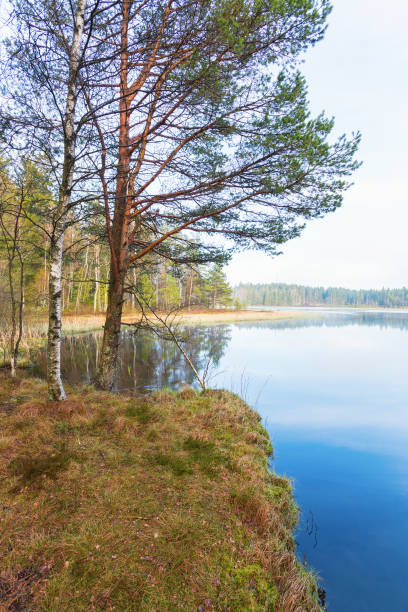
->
[227, 0, 408, 289]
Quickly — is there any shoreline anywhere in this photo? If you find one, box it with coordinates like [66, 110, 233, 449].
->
[173, 308, 301, 324]
[60, 308, 302, 333]
[0, 372, 323, 610]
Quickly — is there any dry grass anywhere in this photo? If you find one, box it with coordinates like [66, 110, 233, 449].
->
[64, 309, 300, 327]
[174, 309, 300, 324]
[0, 373, 322, 611]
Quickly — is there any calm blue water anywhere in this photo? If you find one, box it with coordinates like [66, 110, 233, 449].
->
[212, 310, 408, 611]
[35, 308, 408, 610]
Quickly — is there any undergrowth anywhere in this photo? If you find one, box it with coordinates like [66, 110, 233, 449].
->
[0, 372, 322, 611]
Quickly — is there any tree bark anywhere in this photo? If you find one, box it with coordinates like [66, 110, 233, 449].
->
[48, 226, 66, 398]
[95, 268, 126, 390]
[8, 250, 17, 377]
[12, 253, 24, 377]
[47, 0, 87, 400]
[95, 0, 131, 390]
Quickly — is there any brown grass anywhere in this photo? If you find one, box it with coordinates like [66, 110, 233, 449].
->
[175, 308, 300, 324]
[63, 308, 299, 327]
[0, 373, 322, 611]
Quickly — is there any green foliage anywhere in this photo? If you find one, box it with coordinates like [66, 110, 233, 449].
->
[0, 157, 53, 327]
[205, 264, 233, 308]
[235, 282, 408, 308]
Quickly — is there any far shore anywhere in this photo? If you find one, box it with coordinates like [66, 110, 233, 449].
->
[169, 308, 301, 324]
[58, 308, 302, 333]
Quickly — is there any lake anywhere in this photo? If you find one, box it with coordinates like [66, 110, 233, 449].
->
[32, 308, 408, 611]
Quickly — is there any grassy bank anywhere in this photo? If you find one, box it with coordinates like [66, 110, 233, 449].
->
[0, 373, 321, 611]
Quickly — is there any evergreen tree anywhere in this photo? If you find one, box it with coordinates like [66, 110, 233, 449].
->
[234, 282, 408, 308]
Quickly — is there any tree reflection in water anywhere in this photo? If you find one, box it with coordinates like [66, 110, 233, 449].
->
[238, 310, 408, 332]
[31, 325, 232, 392]
[31, 311, 408, 392]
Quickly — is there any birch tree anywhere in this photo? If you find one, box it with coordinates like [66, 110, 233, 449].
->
[47, 0, 88, 399]
[2, 0, 90, 398]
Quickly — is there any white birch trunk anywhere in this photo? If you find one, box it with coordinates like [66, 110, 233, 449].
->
[47, 0, 87, 400]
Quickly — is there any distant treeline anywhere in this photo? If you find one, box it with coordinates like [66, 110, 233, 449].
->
[234, 283, 408, 308]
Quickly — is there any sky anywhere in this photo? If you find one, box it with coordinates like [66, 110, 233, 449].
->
[226, 0, 408, 290]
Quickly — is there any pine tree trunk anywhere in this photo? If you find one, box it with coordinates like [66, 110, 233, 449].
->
[95, 0, 133, 390]
[95, 269, 125, 390]
[47, 0, 87, 400]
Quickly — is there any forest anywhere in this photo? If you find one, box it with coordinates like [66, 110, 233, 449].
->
[234, 282, 408, 308]
[0, 162, 234, 316]
[0, 0, 360, 400]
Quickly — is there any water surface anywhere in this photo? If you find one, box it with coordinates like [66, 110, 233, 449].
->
[32, 309, 408, 611]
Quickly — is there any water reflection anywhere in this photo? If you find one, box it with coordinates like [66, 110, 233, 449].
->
[30, 309, 408, 611]
[211, 311, 408, 612]
[32, 325, 231, 392]
[240, 309, 408, 331]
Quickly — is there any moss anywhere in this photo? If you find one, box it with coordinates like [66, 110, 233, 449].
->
[230, 564, 279, 609]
